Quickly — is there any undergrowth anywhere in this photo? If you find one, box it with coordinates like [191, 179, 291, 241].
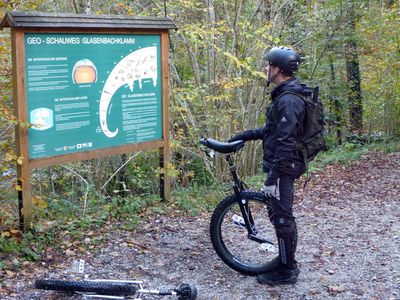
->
[309, 137, 400, 172]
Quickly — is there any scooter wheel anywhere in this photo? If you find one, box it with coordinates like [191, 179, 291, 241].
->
[177, 283, 197, 300]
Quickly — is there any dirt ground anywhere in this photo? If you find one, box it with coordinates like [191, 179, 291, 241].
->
[1, 151, 399, 300]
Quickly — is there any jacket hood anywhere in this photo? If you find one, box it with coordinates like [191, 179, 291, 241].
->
[271, 78, 313, 99]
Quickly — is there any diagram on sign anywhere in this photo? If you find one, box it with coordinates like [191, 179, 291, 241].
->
[30, 108, 54, 131]
[72, 59, 98, 84]
[99, 46, 158, 138]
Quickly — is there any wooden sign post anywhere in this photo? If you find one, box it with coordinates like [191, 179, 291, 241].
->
[0, 12, 176, 230]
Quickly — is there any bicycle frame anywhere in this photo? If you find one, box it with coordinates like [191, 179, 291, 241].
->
[82, 279, 180, 299]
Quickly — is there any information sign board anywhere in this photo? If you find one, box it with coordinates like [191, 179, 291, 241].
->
[25, 33, 162, 159]
[1, 11, 176, 229]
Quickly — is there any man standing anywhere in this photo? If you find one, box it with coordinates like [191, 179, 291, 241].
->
[229, 46, 313, 285]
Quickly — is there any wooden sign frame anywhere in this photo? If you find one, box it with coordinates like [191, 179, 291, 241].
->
[1, 12, 177, 230]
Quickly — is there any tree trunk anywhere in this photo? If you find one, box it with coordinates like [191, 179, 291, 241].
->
[328, 50, 343, 144]
[345, 3, 363, 133]
[85, 0, 91, 14]
[206, 0, 216, 85]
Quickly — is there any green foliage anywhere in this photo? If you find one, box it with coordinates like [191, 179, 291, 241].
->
[172, 182, 226, 215]
[312, 144, 369, 168]
[310, 137, 400, 170]
[109, 194, 160, 219]
[357, 2, 400, 135]
[0, 231, 46, 262]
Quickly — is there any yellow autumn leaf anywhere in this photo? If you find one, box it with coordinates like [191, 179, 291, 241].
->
[223, 82, 234, 89]
[2, 231, 11, 237]
[4, 152, 13, 162]
[32, 196, 47, 208]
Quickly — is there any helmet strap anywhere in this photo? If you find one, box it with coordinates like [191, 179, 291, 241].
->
[267, 69, 280, 87]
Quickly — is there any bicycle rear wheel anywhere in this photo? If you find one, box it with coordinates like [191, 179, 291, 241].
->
[35, 279, 137, 296]
[210, 190, 277, 276]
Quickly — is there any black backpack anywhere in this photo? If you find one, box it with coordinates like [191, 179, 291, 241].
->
[280, 87, 325, 163]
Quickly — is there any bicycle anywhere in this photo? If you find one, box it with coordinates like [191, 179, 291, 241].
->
[35, 260, 197, 299]
[200, 138, 277, 276]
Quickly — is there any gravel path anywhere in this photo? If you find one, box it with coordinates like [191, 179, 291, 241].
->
[1, 151, 399, 299]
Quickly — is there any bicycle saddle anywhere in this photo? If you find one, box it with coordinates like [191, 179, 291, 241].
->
[199, 138, 245, 154]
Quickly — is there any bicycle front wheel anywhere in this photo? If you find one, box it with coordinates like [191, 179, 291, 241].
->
[35, 279, 137, 296]
[210, 190, 277, 276]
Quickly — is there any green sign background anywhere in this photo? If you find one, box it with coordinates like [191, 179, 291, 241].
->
[25, 33, 162, 159]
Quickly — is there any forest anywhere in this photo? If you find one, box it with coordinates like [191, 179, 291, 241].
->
[0, 1, 399, 295]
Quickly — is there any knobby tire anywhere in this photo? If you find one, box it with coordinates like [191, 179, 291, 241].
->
[210, 190, 277, 276]
[35, 279, 137, 296]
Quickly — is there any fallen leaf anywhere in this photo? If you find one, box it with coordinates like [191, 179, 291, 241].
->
[125, 239, 149, 250]
[65, 249, 75, 257]
[309, 289, 320, 295]
[21, 269, 33, 277]
[5, 270, 16, 278]
[2, 231, 11, 237]
[21, 261, 31, 267]
[328, 285, 346, 295]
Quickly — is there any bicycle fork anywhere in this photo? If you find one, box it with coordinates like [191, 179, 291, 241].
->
[226, 154, 273, 246]
[226, 155, 259, 239]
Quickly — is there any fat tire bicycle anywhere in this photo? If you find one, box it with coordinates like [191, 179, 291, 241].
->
[35, 278, 197, 299]
[200, 138, 278, 276]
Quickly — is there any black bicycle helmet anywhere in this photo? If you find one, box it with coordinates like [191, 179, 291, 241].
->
[266, 46, 300, 75]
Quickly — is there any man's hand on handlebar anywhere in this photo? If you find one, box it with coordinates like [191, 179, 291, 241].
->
[228, 133, 245, 143]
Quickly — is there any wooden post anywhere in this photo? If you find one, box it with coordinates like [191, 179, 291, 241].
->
[12, 30, 32, 230]
[160, 31, 171, 201]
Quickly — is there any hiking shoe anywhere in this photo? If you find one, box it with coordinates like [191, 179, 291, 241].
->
[257, 269, 298, 285]
[262, 256, 301, 276]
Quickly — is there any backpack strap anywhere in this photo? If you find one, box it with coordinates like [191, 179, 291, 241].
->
[274, 91, 306, 103]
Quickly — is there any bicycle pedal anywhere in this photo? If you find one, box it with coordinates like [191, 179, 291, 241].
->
[71, 259, 85, 274]
[232, 215, 246, 228]
[260, 243, 276, 253]
[233, 221, 246, 228]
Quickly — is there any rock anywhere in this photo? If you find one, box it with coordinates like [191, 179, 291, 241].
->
[351, 288, 365, 296]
